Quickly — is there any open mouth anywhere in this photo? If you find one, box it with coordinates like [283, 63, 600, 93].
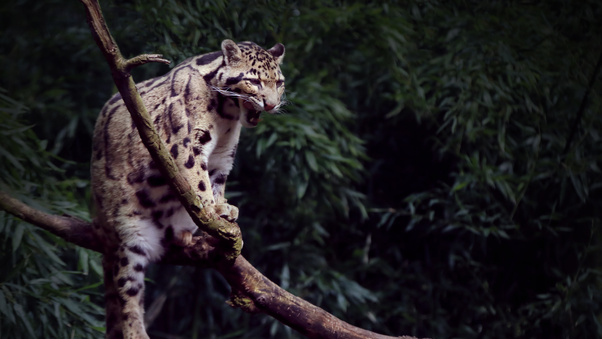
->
[242, 101, 263, 127]
[246, 109, 262, 126]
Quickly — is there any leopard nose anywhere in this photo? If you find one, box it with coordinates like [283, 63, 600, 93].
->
[263, 100, 275, 111]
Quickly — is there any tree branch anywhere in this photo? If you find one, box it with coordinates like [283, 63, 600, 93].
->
[0, 191, 101, 252]
[125, 54, 171, 72]
[222, 256, 419, 339]
[0, 192, 419, 339]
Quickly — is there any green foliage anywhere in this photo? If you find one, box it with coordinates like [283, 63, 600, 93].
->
[1, 0, 601, 338]
[0, 89, 105, 338]
[370, 1, 602, 338]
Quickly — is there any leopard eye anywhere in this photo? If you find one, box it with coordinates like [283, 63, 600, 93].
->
[248, 79, 261, 86]
[276, 80, 284, 88]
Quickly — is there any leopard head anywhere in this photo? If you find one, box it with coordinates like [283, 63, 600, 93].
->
[216, 39, 285, 127]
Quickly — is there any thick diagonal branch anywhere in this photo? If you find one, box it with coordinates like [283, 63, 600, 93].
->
[223, 256, 420, 339]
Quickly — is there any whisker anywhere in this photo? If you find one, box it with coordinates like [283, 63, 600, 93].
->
[210, 86, 249, 100]
[211, 86, 287, 114]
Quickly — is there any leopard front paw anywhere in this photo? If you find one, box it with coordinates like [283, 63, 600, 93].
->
[213, 203, 239, 223]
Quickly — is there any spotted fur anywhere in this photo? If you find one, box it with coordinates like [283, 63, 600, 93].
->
[91, 39, 285, 339]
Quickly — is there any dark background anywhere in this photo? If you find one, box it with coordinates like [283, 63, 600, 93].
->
[1, 0, 601, 338]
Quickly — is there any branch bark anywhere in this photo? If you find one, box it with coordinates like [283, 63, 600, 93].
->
[0, 1, 426, 338]
[0, 191, 420, 339]
[0, 191, 101, 252]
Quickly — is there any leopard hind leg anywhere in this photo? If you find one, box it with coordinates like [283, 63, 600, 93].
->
[103, 248, 151, 339]
[115, 242, 151, 339]
[103, 254, 125, 339]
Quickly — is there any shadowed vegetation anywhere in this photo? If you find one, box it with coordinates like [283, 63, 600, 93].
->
[1, 0, 601, 338]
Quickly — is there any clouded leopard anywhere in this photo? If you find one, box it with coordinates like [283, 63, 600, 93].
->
[91, 39, 285, 339]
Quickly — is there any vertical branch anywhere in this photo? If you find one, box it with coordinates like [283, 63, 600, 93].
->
[79, 0, 123, 71]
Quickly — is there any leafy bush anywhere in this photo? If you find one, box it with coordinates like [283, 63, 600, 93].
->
[0, 89, 104, 338]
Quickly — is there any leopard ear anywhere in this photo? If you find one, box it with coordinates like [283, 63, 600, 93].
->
[268, 43, 285, 64]
[221, 39, 242, 65]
